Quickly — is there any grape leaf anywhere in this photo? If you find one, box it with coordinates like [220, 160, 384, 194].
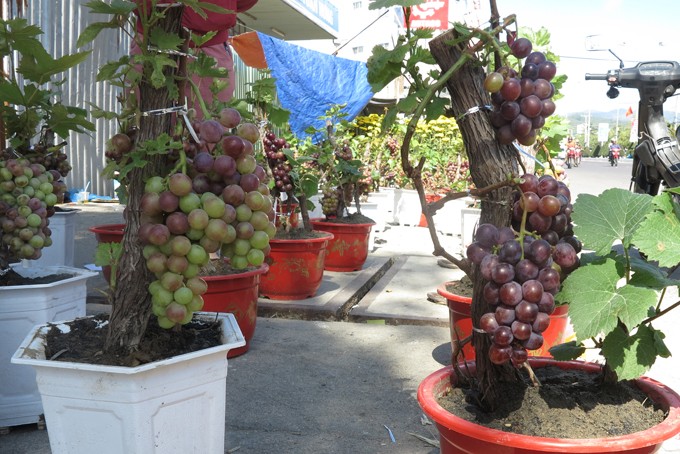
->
[628, 255, 680, 289]
[571, 188, 653, 257]
[633, 192, 680, 267]
[601, 324, 658, 380]
[548, 341, 585, 361]
[557, 258, 658, 339]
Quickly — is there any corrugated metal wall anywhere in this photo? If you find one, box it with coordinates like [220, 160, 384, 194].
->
[4, 1, 259, 198]
[5, 0, 129, 198]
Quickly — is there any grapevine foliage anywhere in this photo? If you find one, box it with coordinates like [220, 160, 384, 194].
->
[553, 188, 680, 380]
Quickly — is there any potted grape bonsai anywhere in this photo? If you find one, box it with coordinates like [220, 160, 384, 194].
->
[367, 1, 680, 452]
[305, 105, 376, 272]
[258, 120, 335, 300]
[0, 17, 99, 429]
[11, 2, 256, 452]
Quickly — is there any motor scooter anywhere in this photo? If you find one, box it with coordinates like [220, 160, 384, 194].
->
[566, 147, 577, 169]
[586, 61, 680, 194]
[609, 147, 620, 166]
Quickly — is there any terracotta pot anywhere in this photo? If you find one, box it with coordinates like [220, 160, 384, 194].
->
[258, 232, 333, 300]
[310, 219, 375, 272]
[437, 282, 570, 361]
[88, 223, 125, 282]
[201, 263, 269, 358]
[418, 359, 680, 453]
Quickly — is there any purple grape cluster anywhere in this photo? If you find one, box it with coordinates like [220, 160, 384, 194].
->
[465, 174, 580, 367]
[263, 132, 294, 193]
[484, 37, 558, 146]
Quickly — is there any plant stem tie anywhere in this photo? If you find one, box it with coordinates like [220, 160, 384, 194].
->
[456, 104, 492, 122]
[141, 99, 200, 144]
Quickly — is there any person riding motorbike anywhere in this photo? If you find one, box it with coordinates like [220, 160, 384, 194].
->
[609, 139, 621, 166]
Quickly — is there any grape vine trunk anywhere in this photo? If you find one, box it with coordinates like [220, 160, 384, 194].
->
[429, 30, 520, 405]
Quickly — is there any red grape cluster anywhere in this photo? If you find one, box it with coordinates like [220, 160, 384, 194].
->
[1, 145, 72, 178]
[0, 158, 66, 263]
[136, 116, 276, 329]
[384, 136, 399, 156]
[485, 37, 558, 146]
[263, 131, 294, 193]
[465, 174, 580, 367]
[335, 141, 353, 161]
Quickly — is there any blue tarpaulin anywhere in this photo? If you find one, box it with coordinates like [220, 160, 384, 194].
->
[254, 32, 375, 139]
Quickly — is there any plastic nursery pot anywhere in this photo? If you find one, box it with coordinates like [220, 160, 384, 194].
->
[275, 202, 300, 229]
[436, 282, 570, 361]
[258, 232, 333, 300]
[419, 193, 443, 227]
[88, 223, 125, 282]
[418, 358, 680, 454]
[201, 263, 269, 358]
[310, 218, 375, 272]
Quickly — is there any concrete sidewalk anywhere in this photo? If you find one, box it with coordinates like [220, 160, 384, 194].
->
[3, 201, 680, 453]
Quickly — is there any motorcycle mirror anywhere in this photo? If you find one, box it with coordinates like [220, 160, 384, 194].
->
[607, 86, 619, 99]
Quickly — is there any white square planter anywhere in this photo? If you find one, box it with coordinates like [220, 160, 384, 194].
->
[12, 312, 245, 454]
[0, 265, 96, 428]
[393, 188, 421, 226]
[461, 207, 482, 249]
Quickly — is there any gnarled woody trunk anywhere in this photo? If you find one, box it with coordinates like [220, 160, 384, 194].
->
[104, 6, 184, 351]
[429, 30, 519, 403]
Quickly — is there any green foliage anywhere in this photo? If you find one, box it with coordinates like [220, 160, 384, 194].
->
[0, 18, 95, 149]
[554, 188, 680, 380]
[95, 242, 123, 288]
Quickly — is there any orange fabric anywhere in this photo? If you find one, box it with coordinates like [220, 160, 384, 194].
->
[231, 32, 267, 69]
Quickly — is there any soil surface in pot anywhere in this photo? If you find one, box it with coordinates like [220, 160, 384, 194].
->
[445, 275, 474, 298]
[45, 314, 222, 367]
[273, 228, 330, 240]
[0, 269, 74, 286]
[200, 259, 259, 276]
[439, 365, 666, 438]
[316, 213, 374, 224]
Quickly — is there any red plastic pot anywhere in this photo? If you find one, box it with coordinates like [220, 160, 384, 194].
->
[437, 282, 570, 361]
[418, 358, 680, 453]
[419, 194, 443, 227]
[88, 223, 125, 282]
[201, 263, 268, 358]
[310, 219, 375, 272]
[275, 202, 300, 229]
[258, 232, 333, 300]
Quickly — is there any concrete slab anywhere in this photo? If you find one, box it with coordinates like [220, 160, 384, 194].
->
[349, 255, 465, 326]
[257, 255, 394, 321]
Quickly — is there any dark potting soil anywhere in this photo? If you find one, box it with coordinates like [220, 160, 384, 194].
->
[317, 212, 375, 225]
[439, 365, 667, 439]
[45, 314, 222, 367]
[0, 269, 74, 286]
[274, 229, 330, 240]
[445, 275, 474, 298]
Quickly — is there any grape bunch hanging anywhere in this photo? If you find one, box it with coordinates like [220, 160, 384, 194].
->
[262, 132, 294, 194]
[484, 37, 557, 146]
[465, 174, 581, 367]
[0, 159, 67, 262]
[130, 109, 276, 329]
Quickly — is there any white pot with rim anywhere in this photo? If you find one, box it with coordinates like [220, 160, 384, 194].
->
[11, 312, 245, 454]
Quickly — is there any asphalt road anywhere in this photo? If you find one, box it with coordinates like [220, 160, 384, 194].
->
[563, 156, 633, 199]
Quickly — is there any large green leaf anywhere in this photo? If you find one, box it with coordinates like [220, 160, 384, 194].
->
[18, 51, 91, 84]
[548, 341, 586, 361]
[601, 324, 659, 380]
[571, 188, 653, 257]
[149, 27, 184, 51]
[557, 258, 658, 339]
[77, 20, 122, 48]
[369, 0, 423, 10]
[83, 0, 136, 15]
[47, 105, 96, 137]
[633, 192, 680, 267]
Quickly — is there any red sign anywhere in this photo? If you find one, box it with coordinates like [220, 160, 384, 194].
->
[409, 0, 449, 30]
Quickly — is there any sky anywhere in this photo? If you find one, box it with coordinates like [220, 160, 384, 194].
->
[485, 0, 680, 117]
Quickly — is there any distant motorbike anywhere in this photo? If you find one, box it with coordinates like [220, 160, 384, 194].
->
[586, 61, 680, 194]
[565, 147, 577, 169]
[609, 148, 620, 166]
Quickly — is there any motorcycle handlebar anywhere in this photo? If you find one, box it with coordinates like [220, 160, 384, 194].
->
[585, 73, 608, 80]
